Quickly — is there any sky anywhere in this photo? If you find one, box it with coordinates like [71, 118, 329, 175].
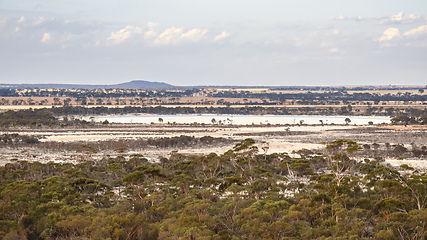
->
[1, 0, 427, 86]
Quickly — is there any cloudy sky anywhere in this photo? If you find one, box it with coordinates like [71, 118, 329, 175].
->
[1, 0, 426, 86]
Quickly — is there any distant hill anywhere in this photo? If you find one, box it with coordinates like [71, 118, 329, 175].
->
[113, 80, 172, 88]
[0, 80, 173, 89]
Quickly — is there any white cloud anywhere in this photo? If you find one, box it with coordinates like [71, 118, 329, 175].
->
[147, 22, 158, 29]
[335, 14, 364, 21]
[402, 25, 427, 47]
[407, 14, 422, 21]
[182, 28, 207, 41]
[18, 16, 26, 23]
[0, 16, 7, 27]
[378, 28, 401, 42]
[107, 25, 142, 45]
[144, 29, 157, 39]
[154, 27, 207, 45]
[107, 22, 228, 46]
[336, 14, 346, 20]
[320, 40, 339, 53]
[144, 22, 158, 39]
[0, 15, 98, 47]
[376, 25, 427, 47]
[337, 12, 423, 24]
[390, 12, 404, 22]
[380, 12, 423, 24]
[34, 16, 49, 25]
[154, 27, 183, 45]
[404, 25, 427, 36]
[42, 32, 51, 43]
[329, 48, 339, 53]
[214, 31, 231, 41]
[107, 24, 209, 46]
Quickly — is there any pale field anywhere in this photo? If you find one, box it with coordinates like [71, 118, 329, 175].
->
[1, 87, 425, 111]
[0, 99, 425, 113]
[269, 88, 425, 95]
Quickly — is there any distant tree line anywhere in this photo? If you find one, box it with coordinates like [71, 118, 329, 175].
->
[209, 91, 427, 103]
[1, 87, 426, 104]
[0, 88, 198, 98]
[390, 115, 427, 125]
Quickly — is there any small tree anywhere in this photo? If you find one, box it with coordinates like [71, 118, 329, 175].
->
[325, 139, 361, 190]
[344, 117, 351, 125]
[76, 144, 97, 162]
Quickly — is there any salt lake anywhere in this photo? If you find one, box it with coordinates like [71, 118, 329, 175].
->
[83, 114, 391, 125]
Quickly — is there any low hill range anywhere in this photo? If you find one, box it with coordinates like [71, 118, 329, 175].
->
[1, 80, 425, 91]
[0, 80, 173, 89]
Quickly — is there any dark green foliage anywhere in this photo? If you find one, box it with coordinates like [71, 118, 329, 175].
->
[391, 115, 427, 125]
[0, 109, 57, 127]
[1, 140, 427, 239]
[0, 134, 39, 144]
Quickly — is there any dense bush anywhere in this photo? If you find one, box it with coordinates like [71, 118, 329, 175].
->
[0, 134, 39, 144]
[0, 109, 57, 127]
[1, 139, 427, 239]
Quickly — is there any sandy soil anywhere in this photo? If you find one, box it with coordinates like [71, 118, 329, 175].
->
[386, 159, 427, 169]
[379, 125, 427, 130]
